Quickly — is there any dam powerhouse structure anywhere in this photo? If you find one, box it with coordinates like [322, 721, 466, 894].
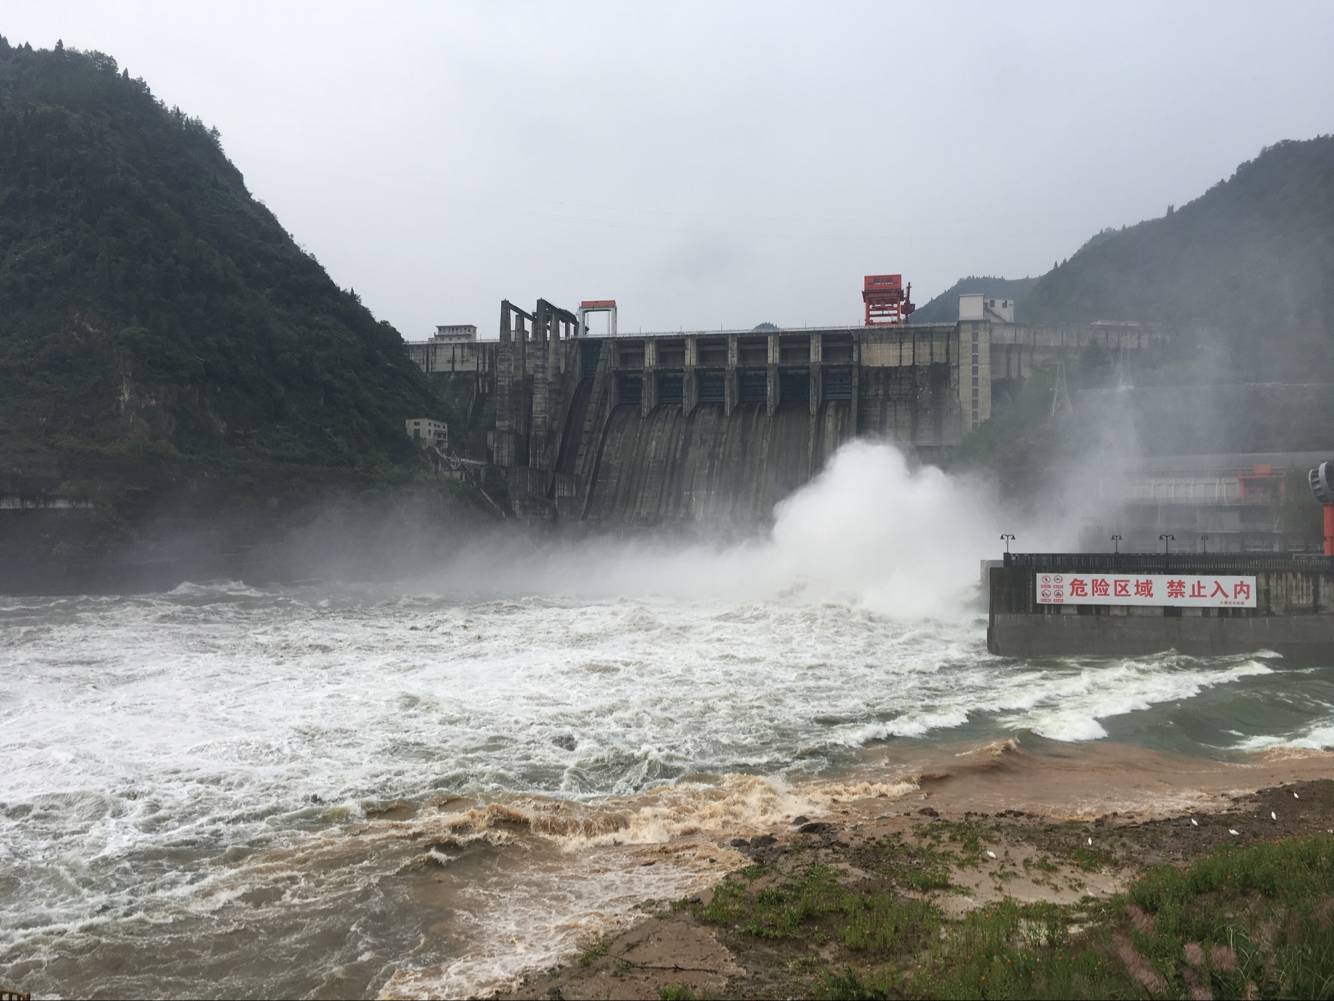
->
[412, 289, 1162, 526]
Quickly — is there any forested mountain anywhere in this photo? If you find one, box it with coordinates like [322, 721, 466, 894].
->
[1019, 136, 1334, 378]
[909, 275, 1038, 325]
[0, 40, 435, 497]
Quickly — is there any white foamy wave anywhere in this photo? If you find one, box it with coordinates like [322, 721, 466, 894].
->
[1233, 717, 1334, 752]
[167, 578, 268, 597]
[376, 850, 710, 1001]
[1000, 658, 1274, 741]
[830, 708, 973, 745]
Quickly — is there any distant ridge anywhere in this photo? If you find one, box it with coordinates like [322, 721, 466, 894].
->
[0, 39, 435, 494]
[1019, 136, 1334, 378]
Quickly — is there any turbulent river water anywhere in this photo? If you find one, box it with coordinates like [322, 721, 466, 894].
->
[3, 444, 1333, 999]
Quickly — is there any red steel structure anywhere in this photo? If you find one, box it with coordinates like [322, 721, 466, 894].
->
[1311, 461, 1334, 556]
[862, 274, 915, 326]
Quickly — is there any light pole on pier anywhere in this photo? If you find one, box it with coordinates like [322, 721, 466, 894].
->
[1000, 533, 1015, 556]
[1200, 534, 1209, 554]
[1111, 534, 1122, 554]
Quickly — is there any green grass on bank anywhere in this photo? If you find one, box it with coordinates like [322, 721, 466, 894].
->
[701, 865, 940, 959]
[694, 835, 1334, 1000]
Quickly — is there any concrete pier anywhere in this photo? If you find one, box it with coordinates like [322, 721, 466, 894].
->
[683, 336, 699, 416]
[494, 301, 516, 467]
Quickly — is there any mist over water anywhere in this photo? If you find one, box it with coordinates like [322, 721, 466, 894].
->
[410, 441, 1062, 616]
[3, 442, 1331, 999]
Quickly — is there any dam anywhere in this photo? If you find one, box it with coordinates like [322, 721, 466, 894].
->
[412, 298, 1163, 525]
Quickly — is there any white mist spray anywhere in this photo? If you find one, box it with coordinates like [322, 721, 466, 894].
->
[764, 440, 1001, 615]
[417, 439, 1085, 618]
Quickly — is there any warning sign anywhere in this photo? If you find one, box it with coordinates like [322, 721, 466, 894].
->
[1036, 573, 1257, 608]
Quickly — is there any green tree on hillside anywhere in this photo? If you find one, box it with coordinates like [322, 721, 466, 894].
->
[0, 41, 437, 493]
[1019, 137, 1334, 380]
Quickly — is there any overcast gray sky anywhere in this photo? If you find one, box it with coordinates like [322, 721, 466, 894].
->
[7, 1, 1334, 336]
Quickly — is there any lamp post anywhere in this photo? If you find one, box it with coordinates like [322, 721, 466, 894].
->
[1160, 533, 1174, 570]
[1000, 533, 1015, 556]
[1111, 534, 1122, 555]
[1200, 534, 1209, 554]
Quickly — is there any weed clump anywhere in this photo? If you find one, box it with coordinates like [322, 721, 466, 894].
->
[696, 835, 1334, 999]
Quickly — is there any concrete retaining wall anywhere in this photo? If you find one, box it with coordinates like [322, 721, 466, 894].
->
[988, 559, 1334, 660]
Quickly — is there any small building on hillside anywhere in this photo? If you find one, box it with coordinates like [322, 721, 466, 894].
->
[405, 417, 448, 452]
[959, 293, 1016, 323]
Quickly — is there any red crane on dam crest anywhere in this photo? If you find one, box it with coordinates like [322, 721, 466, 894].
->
[862, 274, 915, 327]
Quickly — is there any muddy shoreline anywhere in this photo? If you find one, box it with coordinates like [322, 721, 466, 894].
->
[495, 742, 1334, 1000]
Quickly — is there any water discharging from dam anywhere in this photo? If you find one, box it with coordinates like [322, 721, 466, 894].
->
[3, 442, 1333, 998]
[583, 401, 854, 527]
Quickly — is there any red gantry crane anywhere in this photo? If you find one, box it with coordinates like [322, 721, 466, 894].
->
[1311, 461, 1334, 556]
[862, 274, 915, 327]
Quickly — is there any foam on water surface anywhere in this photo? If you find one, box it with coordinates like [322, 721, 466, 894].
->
[3, 444, 1332, 997]
[3, 582, 1328, 997]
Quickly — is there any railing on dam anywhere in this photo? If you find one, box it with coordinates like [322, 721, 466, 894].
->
[592, 322, 861, 339]
[1003, 552, 1334, 574]
[583, 322, 957, 340]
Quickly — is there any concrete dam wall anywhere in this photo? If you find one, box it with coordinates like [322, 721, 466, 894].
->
[474, 303, 1163, 527]
[584, 401, 853, 526]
